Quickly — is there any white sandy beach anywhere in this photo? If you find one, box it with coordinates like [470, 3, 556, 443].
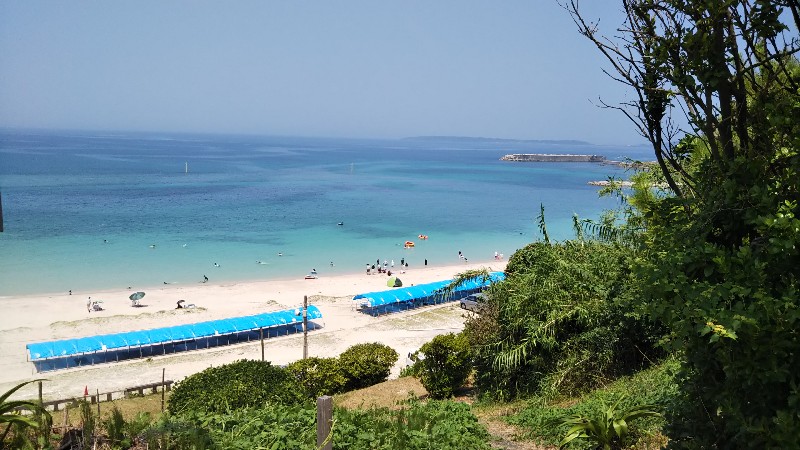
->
[0, 260, 506, 402]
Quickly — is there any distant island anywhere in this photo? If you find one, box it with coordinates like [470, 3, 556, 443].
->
[500, 153, 606, 162]
[403, 136, 593, 146]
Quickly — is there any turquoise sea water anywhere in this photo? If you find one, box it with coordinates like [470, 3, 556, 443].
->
[0, 130, 650, 296]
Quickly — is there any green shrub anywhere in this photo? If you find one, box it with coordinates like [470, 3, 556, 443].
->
[141, 413, 213, 449]
[103, 406, 127, 448]
[338, 343, 399, 391]
[417, 333, 473, 399]
[399, 360, 421, 378]
[559, 397, 661, 450]
[0, 379, 52, 449]
[79, 399, 96, 447]
[167, 359, 305, 414]
[101, 408, 151, 449]
[333, 399, 491, 449]
[511, 358, 678, 448]
[126, 412, 152, 447]
[159, 398, 490, 449]
[286, 356, 347, 398]
[467, 240, 665, 400]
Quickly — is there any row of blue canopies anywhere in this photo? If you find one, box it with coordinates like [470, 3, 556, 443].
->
[353, 271, 505, 308]
[26, 306, 322, 361]
[26, 272, 506, 364]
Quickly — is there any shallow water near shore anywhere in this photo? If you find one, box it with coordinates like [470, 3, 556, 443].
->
[0, 130, 650, 296]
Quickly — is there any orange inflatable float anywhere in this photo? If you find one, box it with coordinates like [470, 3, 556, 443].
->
[404, 241, 415, 248]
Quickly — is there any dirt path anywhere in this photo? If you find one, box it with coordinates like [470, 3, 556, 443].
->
[473, 404, 554, 450]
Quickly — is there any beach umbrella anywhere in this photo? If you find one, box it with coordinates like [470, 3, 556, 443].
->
[387, 277, 403, 287]
[129, 292, 145, 301]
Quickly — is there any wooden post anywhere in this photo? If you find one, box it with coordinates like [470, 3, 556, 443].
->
[96, 389, 100, 418]
[0, 191, 4, 233]
[161, 368, 166, 412]
[38, 381, 43, 431]
[63, 405, 69, 432]
[303, 295, 308, 359]
[316, 396, 333, 450]
[260, 328, 264, 361]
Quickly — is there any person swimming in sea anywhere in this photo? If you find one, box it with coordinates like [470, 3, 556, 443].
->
[213, 262, 220, 267]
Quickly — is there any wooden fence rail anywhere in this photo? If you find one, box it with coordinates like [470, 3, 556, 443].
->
[39, 379, 173, 411]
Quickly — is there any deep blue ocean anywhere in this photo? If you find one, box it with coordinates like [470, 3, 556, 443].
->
[0, 130, 650, 296]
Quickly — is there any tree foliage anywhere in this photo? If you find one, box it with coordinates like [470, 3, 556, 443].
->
[468, 241, 664, 401]
[168, 360, 305, 414]
[286, 356, 348, 399]
[416, 333, 473, 399]
[568, 0, 800, 446]
[337, 342, 399, 391]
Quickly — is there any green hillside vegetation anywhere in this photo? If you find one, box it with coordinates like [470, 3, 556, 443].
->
[563, 1, 800, 447]
[4, 1, 798, 449]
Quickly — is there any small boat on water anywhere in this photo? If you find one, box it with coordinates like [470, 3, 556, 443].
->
[418, 234, 428, 240]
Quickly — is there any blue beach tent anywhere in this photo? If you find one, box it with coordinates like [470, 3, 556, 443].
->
[26, 305, 323, 362]
[353, 271, 505, 309]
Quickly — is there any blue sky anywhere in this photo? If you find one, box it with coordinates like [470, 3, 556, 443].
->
[0, 1, 644, 144]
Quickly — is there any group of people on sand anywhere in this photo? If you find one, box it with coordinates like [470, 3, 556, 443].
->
[86, 297, 103, 312]
[366, 257, 409, 275]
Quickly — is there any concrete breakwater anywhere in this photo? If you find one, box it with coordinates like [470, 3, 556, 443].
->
[500, 154, 607, 162]
[588, 180, 634, 187]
